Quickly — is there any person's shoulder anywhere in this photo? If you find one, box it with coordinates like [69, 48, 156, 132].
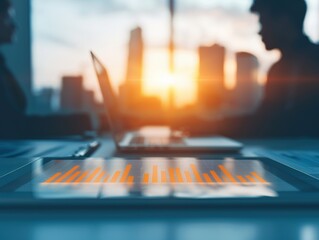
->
[268, 59, 282, 77]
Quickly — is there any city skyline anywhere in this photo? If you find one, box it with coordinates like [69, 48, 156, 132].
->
[33, 0, 319, 107]
[34, 26, 262, 118]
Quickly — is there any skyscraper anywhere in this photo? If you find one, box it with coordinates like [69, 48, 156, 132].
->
[60, 75, 84, 112]
[234, 52, 260, 112]
[82, 89, 99, 113]
[169, 0, 175, 73]
[34, 88, 55, 114]
[122, 27, 144, 109]
[197, 44, 226, 109]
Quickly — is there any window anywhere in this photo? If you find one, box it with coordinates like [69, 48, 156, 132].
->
[32, 0, 319, 114]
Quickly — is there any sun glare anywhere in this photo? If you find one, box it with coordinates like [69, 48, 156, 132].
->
[162, 73, 175, 87]
[143, 48, 197, 107]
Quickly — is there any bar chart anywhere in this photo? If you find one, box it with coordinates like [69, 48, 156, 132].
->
[41, 162, 270, 186]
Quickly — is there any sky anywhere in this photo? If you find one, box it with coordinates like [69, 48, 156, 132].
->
[32, 0, 319, 107]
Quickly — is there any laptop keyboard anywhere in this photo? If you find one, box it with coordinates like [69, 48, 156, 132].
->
[255, 149, 319, 177]
[130, 136, 185, 146]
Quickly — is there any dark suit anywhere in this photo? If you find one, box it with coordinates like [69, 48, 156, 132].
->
[0, 54, 92, 139]
[175, 36, 319, 138]
[251, 36, 319, 137]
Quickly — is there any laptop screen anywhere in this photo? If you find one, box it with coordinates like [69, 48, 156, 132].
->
[91, 52, 124, 143]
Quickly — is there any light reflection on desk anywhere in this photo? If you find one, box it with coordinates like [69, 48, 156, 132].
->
[0, 209, 318, 240]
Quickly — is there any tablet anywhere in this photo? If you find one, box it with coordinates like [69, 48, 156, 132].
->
[1, 157, 319, 208]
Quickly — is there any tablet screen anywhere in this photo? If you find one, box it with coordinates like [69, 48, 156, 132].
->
[6, 157, 314, 200]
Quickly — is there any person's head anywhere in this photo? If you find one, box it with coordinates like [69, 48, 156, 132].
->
[251, 0, 307, 51]
[0, 0, 16, 44]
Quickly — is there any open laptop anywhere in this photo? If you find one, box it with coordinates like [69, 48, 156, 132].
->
[91, 52, 242, 153]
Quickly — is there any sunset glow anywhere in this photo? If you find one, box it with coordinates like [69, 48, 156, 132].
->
[143, 48, 197, 107]
[33, 0, 319, 108]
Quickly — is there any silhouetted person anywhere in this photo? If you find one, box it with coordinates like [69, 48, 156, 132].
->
[0, 0, 92, 139]
[175, 0, 319, 138]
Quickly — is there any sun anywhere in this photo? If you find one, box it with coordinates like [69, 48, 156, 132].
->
[159, 72, 175, 88]
[142, 48, 197, 107]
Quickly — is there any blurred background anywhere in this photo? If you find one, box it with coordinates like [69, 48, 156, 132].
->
[5, 0, 319, 127]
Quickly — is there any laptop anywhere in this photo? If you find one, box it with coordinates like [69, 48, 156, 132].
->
[91, 52, 243, 153]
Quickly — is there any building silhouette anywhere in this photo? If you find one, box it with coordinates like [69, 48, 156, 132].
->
[83, 89, 101, 113]
[34, 87, 54, 114]
[115, 26, 165, 123]
[59, 75, 102, 113]
[234, 52, 261, 112]
[119, 27, 144, 111]
[197, 44, 226, 109]
[60, 75, 84, 112]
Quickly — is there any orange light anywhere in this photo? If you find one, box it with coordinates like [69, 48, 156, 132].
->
[110, 171, 121, 183]
[218, 165, 238, 184]
[43, 172, 62, 184]
[210, 170, 222, 183]
[161, 171, 167, 183]
[95, 171, 107, 183]
[55, 166, 80, 183]
[169, 168, 176, 183]
[251, 172, 268, 183]
[191, 164, 203, 183]
[152, 165, 159, 184]
[143, 173, 150, 184]
[203, 173, 213, 183]
[120, 164, 132, 183]
[66, 172, 81, 183]
[184, 171, 192, 183]
[175, 168, 184, 183]
[237, 176, 247, 183]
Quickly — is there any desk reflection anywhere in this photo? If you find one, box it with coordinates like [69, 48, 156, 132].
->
[0, 210, 318, 240]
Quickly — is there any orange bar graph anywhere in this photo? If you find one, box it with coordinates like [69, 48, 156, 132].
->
[143, 173, 150, 184]
[55, 165, 80, 182]
[120, 164, 132, 183]
[251, 172, 268, 183]
[185, 171, 192, 183]
[191, 164, 203, 182]
[237, 176, 247, 183]
[169, 168, 176, 183]
[210, 171, 222, 183]
[41, 163, 271, 186]
[176, 168, 184, 183]
[223, 176, 229, 182]
[203, 173, 213, 183]
[85, 167, 102, 183]
[74, 171, 89, 183]
[65, 171, 81, 183]
[127, 176, 134, 186]
[246, 175, 256, 183]
[43, 172, 62, 184]
[103, 175, 110, 183]
[161, 171, 167, 183]
[218, 165, 237, 184]
[152, 165, 159, 183]
[110, 171, 121, 183]
[95, 171, 106, 183]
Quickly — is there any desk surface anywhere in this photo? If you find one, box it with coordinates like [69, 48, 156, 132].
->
[1, 208, 319, 240]
[2, 136, 319, 240]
